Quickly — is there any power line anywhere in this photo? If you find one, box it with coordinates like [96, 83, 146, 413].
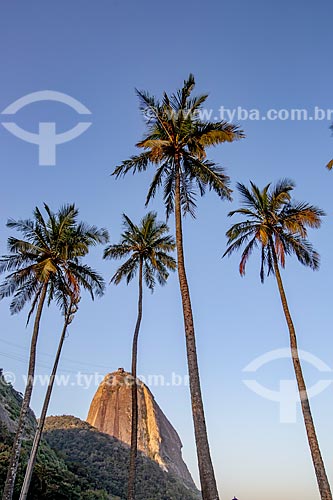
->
[0, 336, 112, 371]
[0, 348, 110, 376]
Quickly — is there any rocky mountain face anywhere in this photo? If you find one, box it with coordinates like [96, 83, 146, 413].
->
[0, 368, 36, 437]
[87, 368, 196, 489]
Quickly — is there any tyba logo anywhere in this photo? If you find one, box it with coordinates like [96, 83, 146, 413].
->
[242, 348, 332, 423]
[1, 91, 92, 165]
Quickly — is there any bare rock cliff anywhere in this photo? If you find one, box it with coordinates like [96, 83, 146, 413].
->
[87, 368, 196, 489]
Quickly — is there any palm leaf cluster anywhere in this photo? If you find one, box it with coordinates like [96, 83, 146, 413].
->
[114, 74, 244, 218]
[0, 203, 109, 316]
[104, 212, 176, 289]
[224, 179, 324, 281]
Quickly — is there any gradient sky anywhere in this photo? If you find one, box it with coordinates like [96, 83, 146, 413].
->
[0, 2, 333, 499]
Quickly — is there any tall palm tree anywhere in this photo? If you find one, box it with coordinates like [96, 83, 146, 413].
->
[223, 179, 332, 500]
[113, 74, 244, 500]
[103, 212, 176, 500]
[20, 225, 107, 499]
[0, 203, 108, 500]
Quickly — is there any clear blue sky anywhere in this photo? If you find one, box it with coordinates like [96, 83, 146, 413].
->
[0, 2, 332, 499]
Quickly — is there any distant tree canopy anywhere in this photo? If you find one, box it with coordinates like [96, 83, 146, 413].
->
[43, 416, 200, 500]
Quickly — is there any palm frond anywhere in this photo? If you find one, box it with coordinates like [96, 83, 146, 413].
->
[269, 179, 294, 211]
[236, 182, 261, 212]
[184, 154, 232, 201]
[195, 121, 245, 147]
[145, 162, 169, 206]
[281, 202, 325, 234]
[111, 256, 139, 286]
[163, 168, 176, 219]
[106, 212, 175, 292]
[104, 243, 133, 260]
[180, 170, 197, 218]
[239, 237, 258, 276]
[0, 253, 37, 273]
[113, 152, 152, 178]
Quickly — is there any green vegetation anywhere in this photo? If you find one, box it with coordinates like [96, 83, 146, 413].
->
[44, 416, 200, 500]
[0, 379, 200, 500]
[0, 409, 84, 499]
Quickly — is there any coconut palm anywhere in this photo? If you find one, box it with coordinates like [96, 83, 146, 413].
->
[223, 179, 332, 500]
[103, 212, 176, 500]
[113, 74, 244, 500]
[0, 203, 108, 500]
[20, 245, 106, 499]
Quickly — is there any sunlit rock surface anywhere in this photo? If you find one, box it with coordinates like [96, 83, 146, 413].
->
[87, 368, 196, 488]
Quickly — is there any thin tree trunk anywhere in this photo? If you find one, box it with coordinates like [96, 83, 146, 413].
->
[127, 258, 143, 500]
[270, 241, 332, 500]
[19, 304, 74, 500]
[174, 166, 219, 500]
[2, 281, 48, 500]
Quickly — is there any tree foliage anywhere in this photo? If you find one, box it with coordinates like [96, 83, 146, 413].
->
[113, 74, 244, 218]
[223, 179, 324, 281]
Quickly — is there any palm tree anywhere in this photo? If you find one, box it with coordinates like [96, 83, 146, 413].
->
[223, 179, 332, 500]
[103, 212, 176, 500]
[19, 224, 107, 500]
[0, 203, 108, 500]
[113, 74, 244, 500]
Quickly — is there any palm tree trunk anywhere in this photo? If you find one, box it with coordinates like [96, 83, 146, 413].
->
[2, 281, 48, 500]
[174, 166, 219, 500]
[18, 305, 73, 500]
[127, 258, 143, 500]
[270, 242, 332, 500]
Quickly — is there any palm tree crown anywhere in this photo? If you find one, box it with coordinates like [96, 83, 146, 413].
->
[0, 203, 109, 317]
[113, 74, 244, 217]
[103, 211, 176, 287]
[223, 179, 324, 281]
